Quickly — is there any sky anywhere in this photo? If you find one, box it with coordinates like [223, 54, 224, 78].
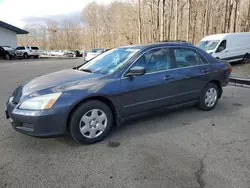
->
[0, 0, 112, 28]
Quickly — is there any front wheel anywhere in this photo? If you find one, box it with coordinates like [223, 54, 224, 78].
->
[198, 83, 219, 111]
[70, 101, 113, 144]
[242, 54, 250, 64]
[23, 53, 28, 59]
[5, 54, 11, 60]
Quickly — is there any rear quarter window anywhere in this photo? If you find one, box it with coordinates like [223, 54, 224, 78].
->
[31, 47, 39, 50]
[174, 48, 209, 68]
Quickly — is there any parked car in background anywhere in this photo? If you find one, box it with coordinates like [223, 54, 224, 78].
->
[63, 50, 74, 57]
[41, 50, 49, 55]
[197, 32, 250, 64]
[0, 46, 17, 60]
[16, 46, 40, 59]
[84, 48, 106, 61]
[5, 42, 231, 144]
[72, 50, 82, 57]
[48, 50, 60, 56]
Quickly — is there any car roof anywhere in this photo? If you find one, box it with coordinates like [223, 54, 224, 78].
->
[119, 41, 193, 51]
[201, 32, 250, 41]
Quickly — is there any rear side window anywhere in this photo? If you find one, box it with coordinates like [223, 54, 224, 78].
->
[173, 48, 208, 68]
[16, 47, 25, 50]
[31, 47, 39, 50]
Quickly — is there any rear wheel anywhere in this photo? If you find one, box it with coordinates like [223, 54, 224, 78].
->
[70, 101, 113, 144]
[242, 54, 250, 64]
[23, 53, 28, 59]
[34, 55, 39, 59]
[198, 83, 219, 111]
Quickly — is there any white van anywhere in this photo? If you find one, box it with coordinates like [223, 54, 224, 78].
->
[197, 32, 250, 63]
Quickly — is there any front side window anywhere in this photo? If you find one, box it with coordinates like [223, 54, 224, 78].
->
[16, 47, 25, 50]
[79, 48, 140, 75]
[174, 48, 208, 68]
[216, 40, 227, 53]
[132, 48, 171, 73]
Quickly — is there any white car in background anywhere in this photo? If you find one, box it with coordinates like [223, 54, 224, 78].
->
[48, 50, 60, 56]
[16, 46, 40, 59]
[84, 48, 106, 61]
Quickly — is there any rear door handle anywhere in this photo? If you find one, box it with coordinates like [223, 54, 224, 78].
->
[202, 69, 211, 74]
[164, 75, 174, 80]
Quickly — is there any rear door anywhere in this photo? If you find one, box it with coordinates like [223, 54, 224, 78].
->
[170, 47, 212, 103]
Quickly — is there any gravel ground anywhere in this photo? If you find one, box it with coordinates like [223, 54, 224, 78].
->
[231, 62, 250, 78]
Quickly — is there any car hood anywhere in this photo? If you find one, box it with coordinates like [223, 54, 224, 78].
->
[22, 69, 105, 96]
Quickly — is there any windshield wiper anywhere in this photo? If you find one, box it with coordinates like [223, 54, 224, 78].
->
[79, 68, 92, 73]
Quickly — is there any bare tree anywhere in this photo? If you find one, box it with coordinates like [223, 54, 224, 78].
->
[138, 0, 142, 43]
[186, 0, 191, 41]
[233, 0, 240, 32]
[160, 0, 166, 41]
[174, 0, 179, 40]
[167, 0, 173, 40]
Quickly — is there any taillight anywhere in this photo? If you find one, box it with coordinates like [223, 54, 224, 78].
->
[228, 63, 232, 73]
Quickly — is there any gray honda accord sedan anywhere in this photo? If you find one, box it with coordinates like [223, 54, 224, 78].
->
[5, 42, 231, 144]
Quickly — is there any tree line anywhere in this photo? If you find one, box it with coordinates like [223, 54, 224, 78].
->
[18, 0, 250, 50]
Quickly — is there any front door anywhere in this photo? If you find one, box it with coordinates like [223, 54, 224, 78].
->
[0, 47, 5, 58]
[120, 47, 178, 117]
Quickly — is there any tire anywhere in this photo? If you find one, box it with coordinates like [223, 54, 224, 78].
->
[23, 53, 28, 59]
[70, 100, 113, 144]
[5, 54, 10, 60]
[34, 55, 39, 59]
[242, 54, 250, 64]
[198, 83, 219, 111]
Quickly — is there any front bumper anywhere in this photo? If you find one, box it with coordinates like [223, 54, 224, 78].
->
[5, 101, 69, 137]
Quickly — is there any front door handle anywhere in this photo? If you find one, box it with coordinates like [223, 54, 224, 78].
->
[164, 75, 174, 80]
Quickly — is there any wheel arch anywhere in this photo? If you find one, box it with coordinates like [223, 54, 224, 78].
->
[66, 96, 120, 131]
[206, 80, 222, 98]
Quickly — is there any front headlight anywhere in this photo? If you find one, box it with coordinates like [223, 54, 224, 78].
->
[19, 93, 62, 110]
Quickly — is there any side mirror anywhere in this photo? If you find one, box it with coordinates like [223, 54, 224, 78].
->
[127, 66, 146, 76]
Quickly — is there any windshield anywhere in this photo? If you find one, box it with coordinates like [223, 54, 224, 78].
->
[197, 40, 220, 52]
[3, 46, 14, 51]
[79, 48, 140, 75]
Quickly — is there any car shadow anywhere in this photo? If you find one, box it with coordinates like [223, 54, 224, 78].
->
[108, 89, 250, 141]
